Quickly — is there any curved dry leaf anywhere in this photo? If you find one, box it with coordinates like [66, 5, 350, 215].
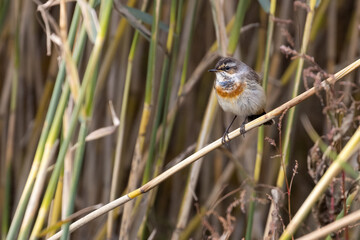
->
[78, 0, 99, 43]
[71, 101, 119, 150]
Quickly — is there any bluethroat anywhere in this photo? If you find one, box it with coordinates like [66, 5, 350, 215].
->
[209, 57, 274, 144]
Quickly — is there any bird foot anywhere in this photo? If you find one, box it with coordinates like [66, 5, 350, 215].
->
[221, 130, 231, 147]
[240, 124, 246, 137]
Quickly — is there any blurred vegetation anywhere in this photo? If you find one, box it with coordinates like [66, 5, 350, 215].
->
[0, 0, 360, 239]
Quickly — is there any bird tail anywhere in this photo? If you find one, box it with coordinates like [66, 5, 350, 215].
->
[263, 118, 275, 125]
[248, 111, 274, 125]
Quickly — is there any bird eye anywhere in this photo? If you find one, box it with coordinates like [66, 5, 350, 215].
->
[224, 66, 230, 71]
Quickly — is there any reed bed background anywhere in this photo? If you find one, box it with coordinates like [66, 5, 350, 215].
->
[0, 0, 360, 239]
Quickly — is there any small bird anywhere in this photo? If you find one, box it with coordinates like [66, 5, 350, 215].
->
[208, 57, 274, 144]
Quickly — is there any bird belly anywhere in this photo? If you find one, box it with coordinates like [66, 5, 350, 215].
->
[216, 84, 266, 117]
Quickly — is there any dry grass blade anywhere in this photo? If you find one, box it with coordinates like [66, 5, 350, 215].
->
[39, 204, 102, 237]
[296, 208, 360, 240]
[114, 2, 151, 40]
[71, 101, 119, 150]
[280, 125, 360, 240]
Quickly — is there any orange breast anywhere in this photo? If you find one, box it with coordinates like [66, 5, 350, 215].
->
[215, 82, 246, 99]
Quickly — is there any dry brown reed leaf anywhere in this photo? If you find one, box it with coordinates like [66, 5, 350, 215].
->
[71, 101, 119, 150]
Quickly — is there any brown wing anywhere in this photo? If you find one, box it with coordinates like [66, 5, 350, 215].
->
[243, 68, 262, 85]
[248, 69, 261, 84]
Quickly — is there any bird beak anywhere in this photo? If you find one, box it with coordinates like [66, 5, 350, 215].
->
[208, 69, 218, 72]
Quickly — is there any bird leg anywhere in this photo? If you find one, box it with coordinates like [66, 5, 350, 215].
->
[222, 115, 237, 145]
[240, 117, 247, 137]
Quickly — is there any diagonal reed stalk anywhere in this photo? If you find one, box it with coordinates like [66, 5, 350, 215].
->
[106, 0, 146, 237]
[132, 0, 178, 238]
[169, 0, 205, 238]
[140, 0, 163, 189]
[172, 1, 250, 239]
[94, 0, 137, 106]
[14, 0, 114, 238]
[2, 0, 20, 237]
[172, 1, 222, 239]
[297, 204, 360, 240]
[302, 114, 359, 240]
[15, 2, 94, 238]
[5, 4, 84, 238]
[246, 1, 276, 239]
[46, 157, 63, 239]
[60, 53, 98, 239]
[46, 56, 360, 240]
[264, 0, 317, 236]
[59, 121, 87, 240]
[279, 0, 317, 185]
[279, 124, 360, 240]
[118, 0, 161, 238]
